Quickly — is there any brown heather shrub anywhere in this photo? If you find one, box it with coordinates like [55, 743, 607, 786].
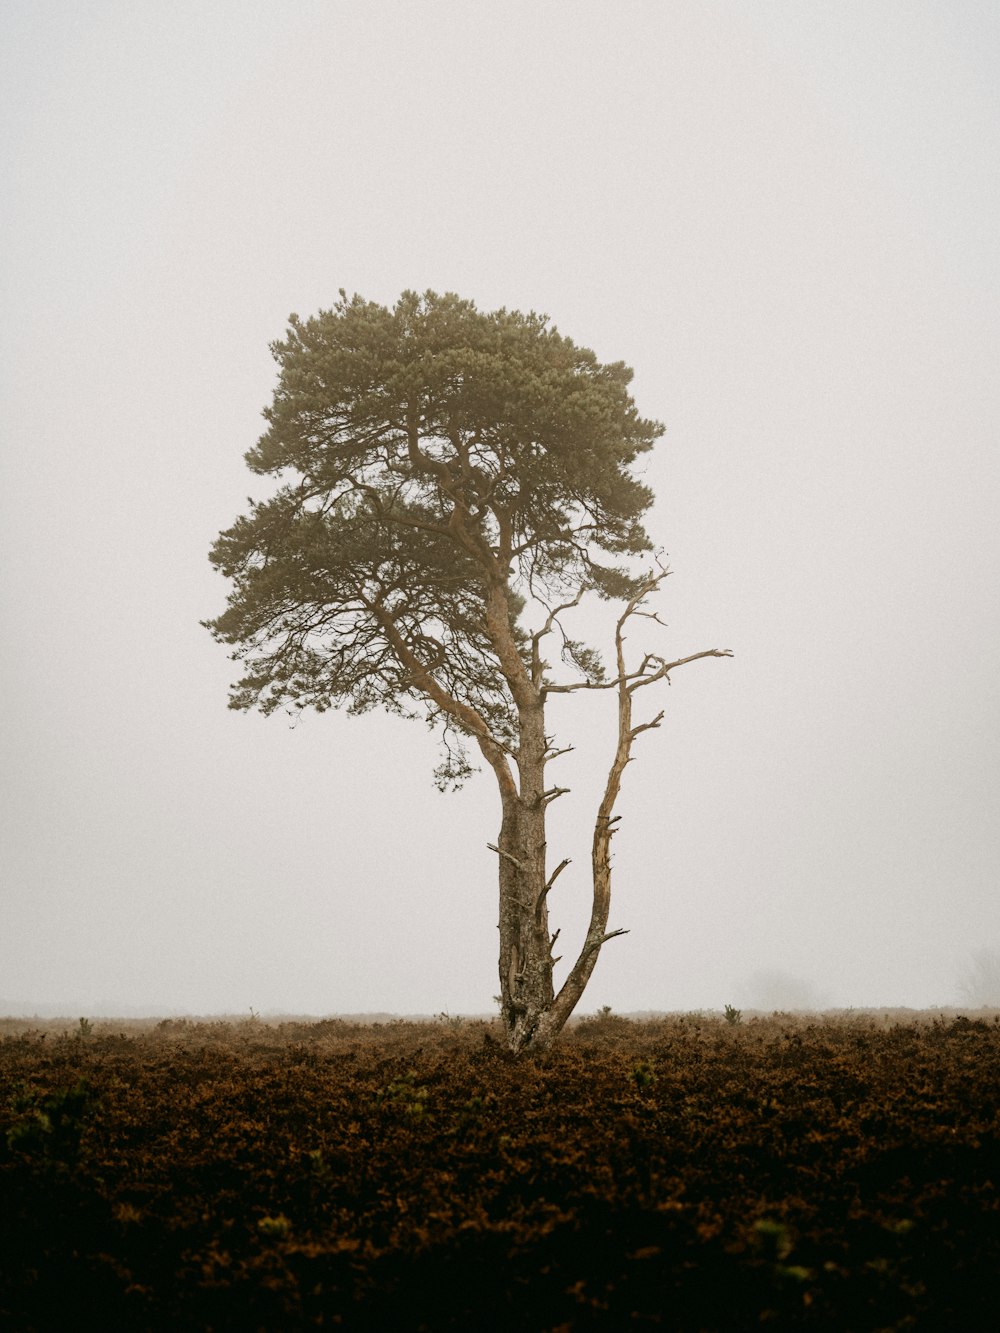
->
[1, 1012, 998, 1329]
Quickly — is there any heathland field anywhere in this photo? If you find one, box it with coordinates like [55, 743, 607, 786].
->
[2, 1010, 998, 1330]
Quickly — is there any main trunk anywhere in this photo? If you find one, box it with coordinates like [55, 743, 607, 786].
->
[496, 797, 555, 1050]
[497, 699, 557, 1052]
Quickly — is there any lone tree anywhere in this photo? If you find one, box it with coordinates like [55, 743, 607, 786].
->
[206, 290, 731, 1052]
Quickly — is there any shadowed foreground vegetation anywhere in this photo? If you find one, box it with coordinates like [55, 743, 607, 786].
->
[2, 1011, 998, 1330]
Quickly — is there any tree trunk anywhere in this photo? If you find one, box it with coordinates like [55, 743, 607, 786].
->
[496, 796, 555, 1051]
[496, 698, 557, 1052]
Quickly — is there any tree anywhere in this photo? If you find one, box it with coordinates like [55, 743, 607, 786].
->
[957, 948, 1000, 1008]
[205, 290, 731, 1052]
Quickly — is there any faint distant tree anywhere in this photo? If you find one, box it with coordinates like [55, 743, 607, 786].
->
[741, 970, 831, 1013]
[205, 290, 731, 1053]
[957, 949, 1000, 1008]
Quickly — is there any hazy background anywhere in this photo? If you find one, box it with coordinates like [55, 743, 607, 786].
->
[2, 0, 998, 1018]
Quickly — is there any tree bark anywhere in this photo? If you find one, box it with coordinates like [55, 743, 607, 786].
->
[495, 696, 558, 1052]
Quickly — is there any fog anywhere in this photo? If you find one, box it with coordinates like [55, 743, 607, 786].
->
[2, 1, 998, 1019]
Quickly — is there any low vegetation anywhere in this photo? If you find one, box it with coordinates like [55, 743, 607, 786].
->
[1, 1010, 998, 1328]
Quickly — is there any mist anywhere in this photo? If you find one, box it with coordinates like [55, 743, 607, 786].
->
[2, 0, 998, 1019]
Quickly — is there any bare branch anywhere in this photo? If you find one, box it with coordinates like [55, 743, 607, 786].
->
[487, 842, 526, 872]
[531, 588, 586, 649]
[534, 858, 571, 931]
[365, 598, 517, 799]
[544, 672, 642, 695]
[530, 586, 586, 686]
[541, 786, 571, 806]
[543, 858, 571, 894]
[545, 743, 575, 761]
[629, 647, 734, 691]
[546, 646, 733, 695]
[630, 710, 665, 738]
[577, 927, 630, 962]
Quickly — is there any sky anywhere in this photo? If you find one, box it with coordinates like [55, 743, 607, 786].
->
[2, 0, 998, 1018]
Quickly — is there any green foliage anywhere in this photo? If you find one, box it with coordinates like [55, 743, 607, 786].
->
[751, 1219, 815, 1289]
[632, 1059, 656, 1089]
[378, 1071, 432, 1120]
[724, 1004, 743, 1026]
[449, 1094, 490, 1139]
[205, 290, 662, 784]
[5, 1077, 96, 1163]
[752, 1218, 793, 1261]
[307, 1148, 332, 1183]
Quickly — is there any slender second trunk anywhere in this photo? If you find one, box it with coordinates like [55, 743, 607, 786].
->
[528, 747, 624, 1050]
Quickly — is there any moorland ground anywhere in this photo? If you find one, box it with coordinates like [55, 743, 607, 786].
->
[2, 1009, 998, 1330]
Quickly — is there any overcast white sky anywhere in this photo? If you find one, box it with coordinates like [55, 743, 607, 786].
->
[2, 0, 998, 1018]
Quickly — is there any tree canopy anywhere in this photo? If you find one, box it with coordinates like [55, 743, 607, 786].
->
[206, 289, 663, 784]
